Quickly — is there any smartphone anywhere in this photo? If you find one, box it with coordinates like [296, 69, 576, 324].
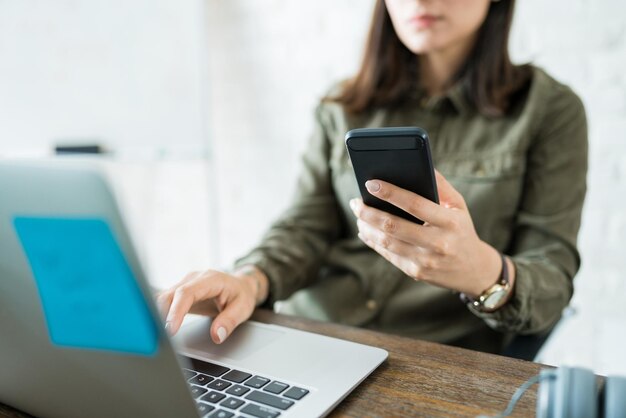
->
[345, 127, 439, 224]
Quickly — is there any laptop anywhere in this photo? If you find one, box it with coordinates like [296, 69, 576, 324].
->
[0, 160, 388, 418]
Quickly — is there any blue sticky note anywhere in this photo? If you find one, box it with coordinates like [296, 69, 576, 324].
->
[13, 217, 158, 356]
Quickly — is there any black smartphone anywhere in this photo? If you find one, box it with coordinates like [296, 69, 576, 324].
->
[345, 127, 439, 224]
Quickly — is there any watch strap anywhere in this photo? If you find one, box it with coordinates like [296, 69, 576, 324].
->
[460, 253, 510, 310]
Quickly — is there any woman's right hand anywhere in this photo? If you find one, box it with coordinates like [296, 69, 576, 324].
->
[156, 265, 269, 344]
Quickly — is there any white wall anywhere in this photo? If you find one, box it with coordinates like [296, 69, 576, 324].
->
[0, 0, 217, 289]
[511, 0, 626, 374]
[206, 0, 626, 375]
[0, 0, 210, 154]
[206, 0, 374, 265]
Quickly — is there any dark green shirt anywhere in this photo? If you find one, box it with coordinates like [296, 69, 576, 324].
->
[235, 67, 588, 353]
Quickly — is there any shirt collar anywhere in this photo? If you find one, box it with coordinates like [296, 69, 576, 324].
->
[445, 82, 472, 115]
[411, 82, 471, 116]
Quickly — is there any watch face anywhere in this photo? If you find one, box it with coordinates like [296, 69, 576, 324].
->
[483, 288, 508, 310]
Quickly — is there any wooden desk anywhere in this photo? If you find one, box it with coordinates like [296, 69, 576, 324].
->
[0, 310, 543, 418]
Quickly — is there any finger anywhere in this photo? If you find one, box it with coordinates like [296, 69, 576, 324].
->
[434, 170, 466, 210]
[210, 297, 254, 344]
[155, 291, 174, 321]
[356, 218, 422, 258]
[164, 289, 194, 335]
[159, 271, 201, 332]
[364, 179, 449, 226]
[165, 277, 224, 335]
[160, 270, 201, 314]
[351, 198, 438, 245]
[187, 298, 221, 317]
[358, 232, 418, 278]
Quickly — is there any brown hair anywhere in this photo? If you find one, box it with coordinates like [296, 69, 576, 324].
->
[327, 0, 531, 117]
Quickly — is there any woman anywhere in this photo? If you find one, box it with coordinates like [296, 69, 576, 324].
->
[158, 0, 587, 353]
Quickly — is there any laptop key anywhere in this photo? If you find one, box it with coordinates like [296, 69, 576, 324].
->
[225, 384, 250, 396]
[263, 381, 289, 394]
[190, 385, 209, 398]
[244, 376, 270, 389]
[246, 390, 294, 410]
[183, 368, 198, 379]
[200, 391, 227, 404]
[187, 357, 230, 377]
[240, 403, 281, 418]
[220, 397, 245, 410]
[208, 409, 234, 418]
[207, 379, 232, 391]
[196, 402, 215, 415]
[222, 369, 252, 383]
[283, 387, 309, 400]
[190, 373, 214, 386]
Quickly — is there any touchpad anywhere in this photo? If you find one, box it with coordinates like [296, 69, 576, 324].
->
[178, 319, 285, 361]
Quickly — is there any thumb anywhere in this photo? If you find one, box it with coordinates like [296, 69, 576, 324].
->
[210, 298, 252, 344]
[435, 170, 466, 210]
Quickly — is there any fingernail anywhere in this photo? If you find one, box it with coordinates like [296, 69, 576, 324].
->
[365, 180, 380, 193]
[217, 327, 227, 343]
[164, 322, 170, 330]
[349, 199, 357, 211]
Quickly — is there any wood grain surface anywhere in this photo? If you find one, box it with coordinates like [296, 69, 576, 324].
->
[251, 310, 542, 418]
[0, 309, 544, 418]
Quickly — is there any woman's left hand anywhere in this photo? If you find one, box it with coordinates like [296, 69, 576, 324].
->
[350, 171, 504, 297]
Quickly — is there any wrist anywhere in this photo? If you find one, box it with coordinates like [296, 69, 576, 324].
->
[468, 242, 502, 298]
[461, 250, 516, 313]
[233, 265, 270, 306]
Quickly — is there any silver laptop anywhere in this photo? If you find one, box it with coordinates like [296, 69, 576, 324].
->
[0, 160, 388, 418]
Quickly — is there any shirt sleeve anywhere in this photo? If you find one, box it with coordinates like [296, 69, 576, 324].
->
[233, 104, 342, 304]
[470, 84, 588, 334]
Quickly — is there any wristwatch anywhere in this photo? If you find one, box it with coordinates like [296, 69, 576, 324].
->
[460, 254, 511, 313]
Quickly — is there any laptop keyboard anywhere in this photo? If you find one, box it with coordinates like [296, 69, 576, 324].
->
[183, 356, 310, 418]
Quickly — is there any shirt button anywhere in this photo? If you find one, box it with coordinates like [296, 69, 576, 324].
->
[366, 299, 378, 310]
